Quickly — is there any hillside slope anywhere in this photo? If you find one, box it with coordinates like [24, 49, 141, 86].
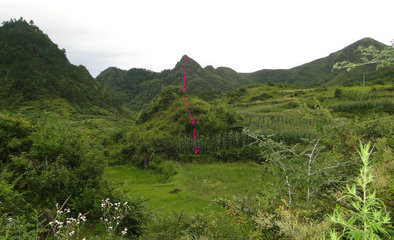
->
[249, 37, 394, 86]
[0, 18, 119, 113]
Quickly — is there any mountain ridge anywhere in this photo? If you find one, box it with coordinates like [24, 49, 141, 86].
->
[0, 18, 391, 112]
[97, 37, 393, 109]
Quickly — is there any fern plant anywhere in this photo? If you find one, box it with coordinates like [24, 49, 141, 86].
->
[325, 142, 391, 239]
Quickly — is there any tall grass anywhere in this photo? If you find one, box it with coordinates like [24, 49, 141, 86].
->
[331, 100, 393, 114]
[173, 131, 255, 154]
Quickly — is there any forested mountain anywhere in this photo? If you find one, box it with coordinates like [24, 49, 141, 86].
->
[97, 55, 252, 109]
[98, 38, 393, 110]
[0, 18, 119, 110]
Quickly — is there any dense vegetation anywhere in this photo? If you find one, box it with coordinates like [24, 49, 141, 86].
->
[0, 18, 121, 113]
[97, 55, 252, 110]
[0, 18, 392, 239]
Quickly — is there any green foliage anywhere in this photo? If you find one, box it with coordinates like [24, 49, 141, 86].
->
[242, 109, 324, 144]
[250, 38, 394, 87]
[0, 18, 393, 239]
[331, 101, 393, 114]
[115, 126, 169, 168]
[334, 89, 380, 101]
[218, 195, 332, 240]
[325, 142, 392, 239]
[97, 39, 394, 111]
[0, 215, 41, 240]
[96, 67, 160, 110]
[141, 212, 242, 240]
[0, 18, 119, 110]
[335, 88, 343, 98]
[149, 161, 178, 180]
[97, 56, 252, 110]
[0, 112, 106, 213]
[173, 131, 255, 157]
[333, 45, 394, 71]
[0, 113, 32, 161]
[137, 86, 182, 124]
[0, 171, 36, 223]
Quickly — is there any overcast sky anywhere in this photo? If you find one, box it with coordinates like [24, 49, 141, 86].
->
[1, 0, 393, 77]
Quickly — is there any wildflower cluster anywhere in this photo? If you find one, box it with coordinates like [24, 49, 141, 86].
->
[48, 202, 87, 240]
[100, 198, 130, 239]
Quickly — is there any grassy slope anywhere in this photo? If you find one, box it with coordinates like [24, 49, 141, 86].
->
[104, 162, 275, 214]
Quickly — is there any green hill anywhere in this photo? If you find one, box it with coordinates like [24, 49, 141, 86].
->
[249, 37, 394, 86]
[0, 18, 119, 113]
[96, 67, 161, 109]
[97, 38, 393, 110]
[97, 55, 252, 110]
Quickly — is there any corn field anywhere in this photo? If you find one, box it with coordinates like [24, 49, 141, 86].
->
[339, 90, 380, 101]
[242, 110, 324, 133]
[173, 131, 255, 154]
[331, 100, 393, 113]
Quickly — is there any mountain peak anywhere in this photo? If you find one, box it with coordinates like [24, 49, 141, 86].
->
[339, 37, 387, 57]
[175, 55, 202, 71]
[0, 18, 118, 108]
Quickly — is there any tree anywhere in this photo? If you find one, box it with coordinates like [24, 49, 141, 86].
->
[332, 45, 394, 72]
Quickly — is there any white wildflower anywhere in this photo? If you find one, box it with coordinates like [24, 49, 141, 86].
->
[122, 227, 128, 236]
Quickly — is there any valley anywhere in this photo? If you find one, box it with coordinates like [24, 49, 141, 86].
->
[0, 18, 392, 239]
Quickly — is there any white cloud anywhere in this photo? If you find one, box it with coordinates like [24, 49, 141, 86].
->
[1, 0, 393, 77]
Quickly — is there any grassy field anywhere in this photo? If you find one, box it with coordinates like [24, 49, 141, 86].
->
[104, 161, 276, 215]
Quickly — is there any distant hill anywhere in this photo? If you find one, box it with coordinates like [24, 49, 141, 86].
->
[97, 55, 252, 109]
[96, 67, 161, 109]
[98, 38, 393, 109]
[0, 18, 119, 112]
[249, 37, 394, 86]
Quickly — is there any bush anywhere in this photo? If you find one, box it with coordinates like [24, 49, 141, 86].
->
[285, 101, 299, 109]
[239, 144, 261, 162]
[218, 195, 332, 240]
[325, 142, 391, 239]
[0, 113, 32, 162]
[99, 197, 146, 239]
[216, 148, 241, 162]
[0, 112, 105, 211]
[334, 88, 343, 98]
[0, 215, 39, 240]
[141, 212, 242, 240]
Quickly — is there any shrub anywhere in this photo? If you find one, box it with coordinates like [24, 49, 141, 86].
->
[239, 144, 261, 162]
[0, 112, 105, 211]
[0, 215, 38, 240]
[334, 89, 343, 98]
[141, 212, 242, 240]
[324, 142, 391, 239]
